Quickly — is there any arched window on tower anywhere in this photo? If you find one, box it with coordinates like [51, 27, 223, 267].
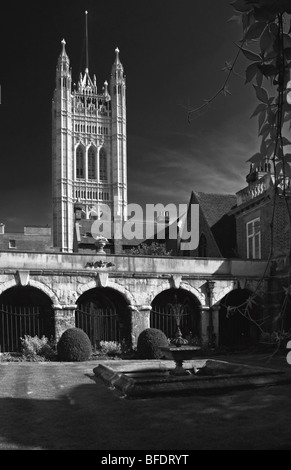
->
[76, 146, 84, 179]
[198, 233, 207, 257]
[88, 146, 96, 180]
[99, 147, 107, 181]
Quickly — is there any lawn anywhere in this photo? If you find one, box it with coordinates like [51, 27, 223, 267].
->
[0, 353, 291, 451]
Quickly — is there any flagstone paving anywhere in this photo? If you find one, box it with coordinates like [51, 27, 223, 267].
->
[0, 354, 291, 450]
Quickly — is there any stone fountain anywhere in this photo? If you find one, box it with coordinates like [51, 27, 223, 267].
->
[160, 326, 201, 376]
[159, 297, 202, 376]
[93, 297, 289, 397]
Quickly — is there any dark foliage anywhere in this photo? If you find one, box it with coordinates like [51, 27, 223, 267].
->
[57, 327, 92, 362]
[136, 327, 169, 359]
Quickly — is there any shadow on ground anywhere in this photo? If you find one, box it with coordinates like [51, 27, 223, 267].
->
[1, 364, 291, 450]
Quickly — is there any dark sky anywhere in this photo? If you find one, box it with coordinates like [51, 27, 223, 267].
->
[0, 0, 259, 232]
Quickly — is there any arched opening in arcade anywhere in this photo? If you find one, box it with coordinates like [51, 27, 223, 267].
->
[0, 285, 54, 353]
[218, 288, 262, 349]
[151, 288, 201, 342]
[76, 287, 130, 349]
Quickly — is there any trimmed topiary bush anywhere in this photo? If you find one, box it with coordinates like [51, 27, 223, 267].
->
[137, 328, 169, 359]
[57, 327, 92, 362]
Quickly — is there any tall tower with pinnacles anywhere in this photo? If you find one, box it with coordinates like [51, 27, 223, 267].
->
[52, 12, 127, 252]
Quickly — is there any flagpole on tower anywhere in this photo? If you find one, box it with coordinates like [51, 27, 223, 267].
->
[85, 10, 89, 74]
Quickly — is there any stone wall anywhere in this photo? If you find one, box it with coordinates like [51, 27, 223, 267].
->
[0, 251, 270, 347]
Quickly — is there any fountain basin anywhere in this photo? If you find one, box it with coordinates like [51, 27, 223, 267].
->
[93, 359, 290, 398]
[160, 346, 202, 376]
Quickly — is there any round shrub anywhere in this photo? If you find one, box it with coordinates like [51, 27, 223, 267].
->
[137, 328, 169, 359]
[57, 327, 92, 362]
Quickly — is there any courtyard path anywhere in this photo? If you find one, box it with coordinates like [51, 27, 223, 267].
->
[0, 355, 291, 450]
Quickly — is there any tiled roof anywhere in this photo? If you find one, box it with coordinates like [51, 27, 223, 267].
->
[193, 191, 237, 227]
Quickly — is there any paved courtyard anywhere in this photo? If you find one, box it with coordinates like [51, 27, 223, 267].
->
[0, 353, 291, 450]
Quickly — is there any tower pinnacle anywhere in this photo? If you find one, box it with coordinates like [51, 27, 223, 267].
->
[61, 38, 67, 56]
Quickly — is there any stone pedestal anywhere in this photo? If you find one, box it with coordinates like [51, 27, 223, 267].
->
[54, 305, 77, 341]
[129, 305, 152, 348]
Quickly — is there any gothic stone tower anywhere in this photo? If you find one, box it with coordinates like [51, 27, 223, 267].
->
[52, 35, 127, 252]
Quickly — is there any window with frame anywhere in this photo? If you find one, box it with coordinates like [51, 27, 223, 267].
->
[88, 146, 96, 180]
[246, 217, 261, 259]
[76, 146, 84, 179]
[99, 147, 107, 181]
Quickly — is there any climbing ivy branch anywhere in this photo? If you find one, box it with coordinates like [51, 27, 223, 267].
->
[187, 44, 244, 122]
[189, 1, 291, 346]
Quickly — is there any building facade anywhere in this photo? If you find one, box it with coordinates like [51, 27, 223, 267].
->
[52, 38, 127, 253]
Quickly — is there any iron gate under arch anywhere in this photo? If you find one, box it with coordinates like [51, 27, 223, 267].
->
[151, 289, 202, 341]
[150, 305, 200, 341]
[75, 304, 121, 348]
[0, 304, 54, 353]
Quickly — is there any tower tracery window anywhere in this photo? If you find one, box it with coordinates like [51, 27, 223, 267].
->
[99, 147, 107, 181]
[88, 146, 96, 180]
[76, 145, 85, 179]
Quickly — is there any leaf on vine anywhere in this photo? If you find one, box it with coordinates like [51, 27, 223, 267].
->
[263, 49, 277, 62]
[276, 161, 283, 174]
[222, 85, 232, 96]
[253, 84, 269, 103]
[243, 11, 256, 32]
[258, 109, 267, 131]
[221, 61, 233, 73]
[276, 146, 284, 160]
[266, 141, 275, 158]
[253, 6, 276, 23]
[284, 48, 291, 61]
[260, 139, 267, 156]
[259, 122, 271, 138]
[282, 137, 291, 146]
[269, 22, 278, 35]
[283, 112, 291, 123]
[247, 152, 263, 163]
[284, 162, 291, 179]
[270, 126, 277, 141]
[267, 109, 276, 125]
[256, 69, 263, 87]
[260, 26, 274, 53]
[283, 33, 291, 49]
[246, 21, 266, 41]
[228, 14, 242, 24]
[258, 64, 277, 78]
[240, 46, 261, 62]
[230, 0, 252, 13]
[245, 62, 259, 83]
[250, 102, 267, 118]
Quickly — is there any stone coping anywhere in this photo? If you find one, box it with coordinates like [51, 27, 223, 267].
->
[93, 359, 290, 398]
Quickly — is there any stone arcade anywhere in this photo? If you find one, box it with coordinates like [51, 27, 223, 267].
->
[0, 251, 268, 351]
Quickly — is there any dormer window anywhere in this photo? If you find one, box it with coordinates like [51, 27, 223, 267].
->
[246, 218, 261, 259]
